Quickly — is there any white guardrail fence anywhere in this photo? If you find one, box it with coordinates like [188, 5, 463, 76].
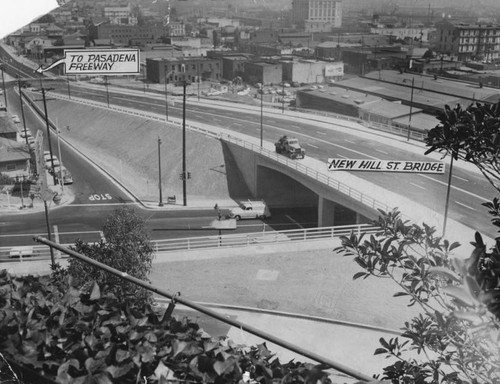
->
[0, 224, 380, 262]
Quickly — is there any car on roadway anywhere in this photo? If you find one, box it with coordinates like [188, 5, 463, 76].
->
[52, 165, 73, 185]
[12, 114, 21, 123]
[19, 129, 32, 139]
[228, 200, 271, 220]
[8, 246, 37, 258]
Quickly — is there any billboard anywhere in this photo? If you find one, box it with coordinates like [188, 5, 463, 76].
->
[35, 49, 140, 75]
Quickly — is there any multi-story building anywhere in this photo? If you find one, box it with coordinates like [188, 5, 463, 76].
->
[97, 23, 169, 46]
[434, 19, 500, 62]
[104, 4, 136, 25]
[292, 0, 342, 32]
[146, 57, 222, 84]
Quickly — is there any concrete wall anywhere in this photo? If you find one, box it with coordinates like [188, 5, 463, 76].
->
[225, 142, 378, 226]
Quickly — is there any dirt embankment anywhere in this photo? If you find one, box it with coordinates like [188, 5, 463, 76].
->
[37, 98, 251, 203]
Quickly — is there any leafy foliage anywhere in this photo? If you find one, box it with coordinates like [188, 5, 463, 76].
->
[0, 269, 332, 384]
[67, 206, 154, 304]
[335, 209, 500, 383]
[425, 102, 500, 194]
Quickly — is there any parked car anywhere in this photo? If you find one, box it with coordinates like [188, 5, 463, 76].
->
[12, 114, 20, 123]
[45, 156, 60, 169]
[228, 200, 271, 220]
[8, 246, 36, 258]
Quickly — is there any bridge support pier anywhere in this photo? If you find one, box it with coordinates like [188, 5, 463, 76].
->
[318, 196, 336, 227]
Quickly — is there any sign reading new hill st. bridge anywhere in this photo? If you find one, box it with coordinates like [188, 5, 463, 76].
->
[327, 158, 445, 174]
[35, 49, 140, 75]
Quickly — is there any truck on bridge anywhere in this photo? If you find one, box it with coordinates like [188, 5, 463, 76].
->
[275, 136, 305, 159]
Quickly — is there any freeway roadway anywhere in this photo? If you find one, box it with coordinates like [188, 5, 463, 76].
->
[40, 80, 499, 238]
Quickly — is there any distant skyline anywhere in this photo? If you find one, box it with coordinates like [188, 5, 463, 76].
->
[1, 0, 58, 39]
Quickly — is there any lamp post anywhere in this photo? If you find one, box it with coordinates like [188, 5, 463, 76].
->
[0, 64, 7, 108]
[41, 87, 57, 185]
[281, 81, 285, 114]
[17, 77, 29, 149]
[182, 80, 188, 206]
[158, 136, 163, 206]
[105, 75, 110, 108]
[56, 127, 64, 193]
[67, 75, 71, 99]
[164, 77, 169, 121]
[406, 77, 415, 141]
[442, 156, 454, 237]
[260, 84, 264, 147]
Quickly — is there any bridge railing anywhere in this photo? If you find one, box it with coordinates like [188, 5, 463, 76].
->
[221, 135, 392, 214]
[1, 224, 380, 261]
[152, 223, 380, 253]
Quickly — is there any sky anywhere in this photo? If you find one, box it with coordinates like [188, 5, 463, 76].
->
[1, 0, 59, 39]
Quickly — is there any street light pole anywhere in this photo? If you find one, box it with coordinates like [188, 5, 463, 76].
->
[158, 137, 163, 206]
[406, 77, 415, 141]
[105, 75, 110, 108]
[164, 77, 169, 121]
[67, 75, 71, 99]
[17, 77, 29, 148]
[260, 86, 264, 147]
[182, 80, 187, 206]
[0, 64, 7, 108]
[442, 156, 454, 237]
[42, 87, 57, 185]
[281, 81, 285, 114]
[44, 200, 55, 267]
[56, 128, 64, 193]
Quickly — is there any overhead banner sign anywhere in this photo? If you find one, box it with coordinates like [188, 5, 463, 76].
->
[35, 49, 140, 75]
[328, 158, 445, 174]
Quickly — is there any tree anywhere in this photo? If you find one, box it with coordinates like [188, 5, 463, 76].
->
[67, 206, 154, 303]
[336, 101, 500, 383]
[35, 14, 55, 24]
[425, 102, 500, 194]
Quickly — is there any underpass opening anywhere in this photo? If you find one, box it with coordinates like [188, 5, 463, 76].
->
[255, 166, 370, 228]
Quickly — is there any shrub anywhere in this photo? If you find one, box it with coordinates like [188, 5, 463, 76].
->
[0, 269, 331, 384]
[67, 206, 154, 303]
[336, 209, 500, 383]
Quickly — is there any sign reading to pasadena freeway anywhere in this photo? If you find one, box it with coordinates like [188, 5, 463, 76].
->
[327, 158, 445, 174]
[35, 49, 140, 75]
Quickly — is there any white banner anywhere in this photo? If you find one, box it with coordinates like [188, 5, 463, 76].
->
[327, 158, 445, 173]
[35, 49, 140, 75]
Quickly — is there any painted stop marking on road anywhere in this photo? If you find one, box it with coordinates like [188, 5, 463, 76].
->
[89, 193, 112, 201]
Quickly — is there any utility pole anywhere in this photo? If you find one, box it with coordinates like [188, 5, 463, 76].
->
[105, 75, 110, 108]
[42, 87, 57, 184]
[164, 77, 169, 121]
[182, 80, 187, 206]
[281, 81, 285, 113]
[17, 77, 29, 148]
[44, 200, 55, 267]
[67, 75, 71, 99]
[0, 64, 7, 108]
[442, 156, 454, 237]
[406, 77, 415, 141]
[158, 137, 163, 206]
[260, 86, 264, 147]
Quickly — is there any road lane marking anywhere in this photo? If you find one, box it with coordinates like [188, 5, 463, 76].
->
[419, 174, 489, 202]
[285, 214, 304, 228]
[316, 131, 327, 135]
[410, 182, 426, 190]
[452, 174, 469, 182]
[337, 154, 348, 158]
[344, 139, 355, 143]
[376, 149, 388, 155]
[307, 143, 318, 148]
[455, 201, 477, 211]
